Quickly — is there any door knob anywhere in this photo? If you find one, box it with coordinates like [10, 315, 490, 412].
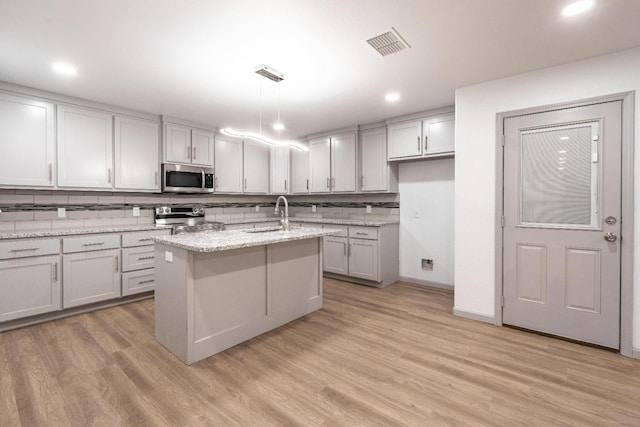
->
[604, 232, 618, 242]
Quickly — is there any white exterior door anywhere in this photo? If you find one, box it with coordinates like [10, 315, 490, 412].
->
[114, 116, 160, 191]
[331, 132, 356, 192]
[191, 128, 214, 167]
[57, 106, 113, 189]
[214, 137, 243, 193]
[503, 101, 622, 349]
[0, 93, 55, 187]
[309, 137, 331, 193]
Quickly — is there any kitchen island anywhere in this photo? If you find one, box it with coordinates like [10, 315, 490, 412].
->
[153, 227, 337, 365]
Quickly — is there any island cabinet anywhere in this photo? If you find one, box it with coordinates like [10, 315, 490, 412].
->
[0, 238, 61, 322]
[154, 230, 329, 364]
[0, 92, 56, 188]
[388, 112, 454, 161]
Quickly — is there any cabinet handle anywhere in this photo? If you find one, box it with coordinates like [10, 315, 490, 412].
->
[284, 179, 287, 192]
[53, 262, 57, 281]
[138, 255, 155, 261]
[343, 242, 346, 255]
[306, 179, 309, 190]
[193, 146, 197, 160]
[138, 279, 155, 285]
[138, 238, 154, 242]
[424, 136, 428, 152]
[81, 242, 104, 247]
[417, 136, 421, 152]
[48, 163, 53, 183]
[244, 178, 247, 190]
[115, 255, 119, 272]
[355, 232, 368, 235]
[10, 247, 39, 252]
[155, 171, 158, 186]
[107, 168, 112, 183]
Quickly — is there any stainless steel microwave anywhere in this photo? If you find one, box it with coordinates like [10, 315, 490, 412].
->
[162, 163, 215, 193]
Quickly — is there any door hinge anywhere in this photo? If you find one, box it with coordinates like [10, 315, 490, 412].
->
[501, 216, 505, 227]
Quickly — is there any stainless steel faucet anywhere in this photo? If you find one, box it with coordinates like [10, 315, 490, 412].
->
[274, 196, 290, 231]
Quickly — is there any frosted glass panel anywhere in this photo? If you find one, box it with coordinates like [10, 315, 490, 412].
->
[520, 124, 597, 227]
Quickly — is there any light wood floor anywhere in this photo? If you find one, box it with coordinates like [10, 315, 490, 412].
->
[1, 279, 639, 426]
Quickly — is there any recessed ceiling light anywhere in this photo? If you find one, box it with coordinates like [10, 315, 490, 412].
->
[51, 62, 77, 77]
[385, 93, 400, 102]
[562, 0, 595, 17]
[273, 122, 285, 131]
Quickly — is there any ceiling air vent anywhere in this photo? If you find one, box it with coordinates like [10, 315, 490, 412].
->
[255, 64, 284, 82]
[366, 27, 410, 57]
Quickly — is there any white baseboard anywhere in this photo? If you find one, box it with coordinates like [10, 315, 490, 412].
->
[452, 307, 496, 324]
[633, 348, 640, 359]
[397, 276, 454, 291]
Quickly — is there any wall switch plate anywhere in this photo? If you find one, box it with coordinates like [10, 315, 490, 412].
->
[132, 207, 140, 217]
[366, 205, 372, 213]
[312, 205, 317, 213]
[255, 205, 260, 212]
[57, 207, 66, 218]
[414, 209, 422, 218]
[165, 251, 173, 263]
[421, 258, 434, 270]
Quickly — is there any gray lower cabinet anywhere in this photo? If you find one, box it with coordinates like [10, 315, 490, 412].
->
[120, 229, 171, 296]
[62, 248, 121, 308]
[348, 238, 378, 281]
[323, 236, 349, 275]
[0, 255, 61, 322]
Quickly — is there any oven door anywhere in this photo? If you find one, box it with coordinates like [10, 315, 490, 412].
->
[162, 164, 214, 193]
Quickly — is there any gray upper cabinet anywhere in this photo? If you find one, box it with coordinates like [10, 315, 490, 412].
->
[243, 140, 269, 194]
[359, 127, 398, 192]
[309, 131, 357, 193]
[388, 112, 454, 161]
[164, 123, 214, 167]
[270, 145, 290, 195]
[57, 105, 114, 189]
[214, 136, 243, 193]
[290, 144, 310, 194]
[114, 116, 160, 191]
[0, 93, 56, 188]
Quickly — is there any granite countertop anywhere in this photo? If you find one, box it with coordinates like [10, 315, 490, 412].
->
[154, 227, 338, 253]
[0, 224, 172, 240]
[223, 217, 400, 227]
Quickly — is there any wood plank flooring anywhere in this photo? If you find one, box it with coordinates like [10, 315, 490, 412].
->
[1, 278, 639, 426]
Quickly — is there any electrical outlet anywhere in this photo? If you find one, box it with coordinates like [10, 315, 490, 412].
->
[421, 259, 434, 270]
[165, 251, 173, 263]
[414, 209, 422, 218]
[366, 205, 372, 213]
[57, 207, 66, 218]
[312, 205, 317, 213]
[132, 206, 140, 217]
[255, 205, 260, 212]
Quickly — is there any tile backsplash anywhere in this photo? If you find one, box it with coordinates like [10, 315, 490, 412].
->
[0, 190, 399, 231]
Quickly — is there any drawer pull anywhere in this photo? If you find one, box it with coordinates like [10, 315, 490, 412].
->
[10, 247, 39, 252]
[138, 279, 155, 285]
[81, 242, 105, 247]
[355, 232, 368, 235]
[137, 256, 155, 261]
[138, 238, 154, 242]
[115, 255, 119, 272]
[53, 262, 58, 281]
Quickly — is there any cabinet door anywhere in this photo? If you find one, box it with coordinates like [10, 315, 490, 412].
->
[309, 137, 331, 193]
[0, 255, 61, 322]
[0, 93, 55, 187]
[360, 128, 388, 192]
[331, 132, 357, 192]
[214, 137, 243, 193]
[290, 146, 310, 194]
[323, 236, 349, 275]
[243, 141, 269, 194]
[270, 146, 290, 194]
[122, 269, 155, 296]
[349, 238, 379, 281]
[57, 105, 113, 189]
[164, 123, 191, 164]
[63, 249, 121, 308]
[424, 114, 455, 156]
[388, 120, 422, 159]
[114, 116, 160, 191]
[191, 128, 214, 167]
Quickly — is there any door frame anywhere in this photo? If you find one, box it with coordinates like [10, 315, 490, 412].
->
[494, 92, 635, 357]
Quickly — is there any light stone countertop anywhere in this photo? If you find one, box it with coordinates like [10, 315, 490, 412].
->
[223, 217, 400, 227]
[0, 224, 172, 240]
[154, 227, 338, 253]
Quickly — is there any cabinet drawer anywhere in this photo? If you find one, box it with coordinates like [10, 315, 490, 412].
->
[122, 246, 155, 272]
[122, 229, 171, 247]
[63, 234, 120, 253]
[348, 226, 378, 240]
[0, 238, 60, 260]
[122, 269, 155, 296]
[323, 224, 348, 237]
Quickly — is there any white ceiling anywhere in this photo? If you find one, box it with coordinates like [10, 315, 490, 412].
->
[1, 0, 640, 140]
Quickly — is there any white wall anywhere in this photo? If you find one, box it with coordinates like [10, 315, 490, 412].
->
[399, 158, 454, 287]
[454, 47, 640, 351]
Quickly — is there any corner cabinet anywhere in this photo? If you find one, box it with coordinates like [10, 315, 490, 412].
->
[57, 105, 114, 189]
[309, 131, 356, 193]
[114, 116, 160, 191]
[0, 93, 56, 188]
[164, 123, 214, 167]
[388, 112, 454, 161]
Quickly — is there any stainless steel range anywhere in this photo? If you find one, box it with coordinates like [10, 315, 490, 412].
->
[155, 206, 225, 234]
